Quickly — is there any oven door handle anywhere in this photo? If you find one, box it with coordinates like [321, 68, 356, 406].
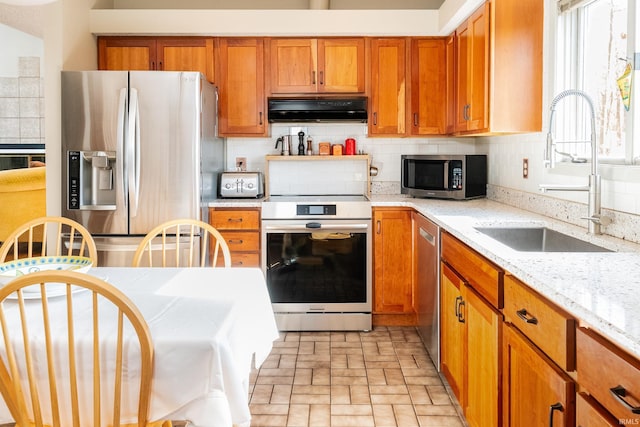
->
[263, 224, 369, 231]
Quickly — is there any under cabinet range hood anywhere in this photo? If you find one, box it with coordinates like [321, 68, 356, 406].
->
[268, 97, 368, 123]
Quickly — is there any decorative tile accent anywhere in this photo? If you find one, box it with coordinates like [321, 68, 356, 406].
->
[488, 184, 640, 244]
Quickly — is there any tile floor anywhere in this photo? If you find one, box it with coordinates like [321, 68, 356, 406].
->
[248, 326, 467, 427]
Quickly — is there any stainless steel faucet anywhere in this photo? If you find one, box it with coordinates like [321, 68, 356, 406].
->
[539, 89, 612, 235]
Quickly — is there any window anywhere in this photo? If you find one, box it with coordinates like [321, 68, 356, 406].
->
[554, 0, 635, 164]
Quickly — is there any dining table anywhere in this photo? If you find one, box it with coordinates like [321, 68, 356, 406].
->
[0, 266, 280, 427]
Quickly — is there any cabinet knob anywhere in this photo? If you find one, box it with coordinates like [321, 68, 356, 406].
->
[548, 402, 563, 427]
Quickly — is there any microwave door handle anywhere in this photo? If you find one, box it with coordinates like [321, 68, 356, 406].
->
[443, 161, 450, 190]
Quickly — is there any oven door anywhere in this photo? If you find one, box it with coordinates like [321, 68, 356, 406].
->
[261, 219, 372, 315]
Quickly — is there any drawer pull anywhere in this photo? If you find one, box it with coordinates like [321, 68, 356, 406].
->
[548, 402, 563, 427]
[516, 308, 538, 325]
[610, 385, 640, 414]
[228, 239, 244, 244]
[227, 218, 243, 223]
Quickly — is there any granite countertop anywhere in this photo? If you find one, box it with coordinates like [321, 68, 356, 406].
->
[210, 196, 640, 359]
[370, 195, 640, 359]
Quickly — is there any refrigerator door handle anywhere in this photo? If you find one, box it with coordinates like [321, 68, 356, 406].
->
[127, 88, 141, 217]
[117, 88, 128, 210]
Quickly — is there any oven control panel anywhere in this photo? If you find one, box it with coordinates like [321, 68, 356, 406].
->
[296, 204, 337, 216]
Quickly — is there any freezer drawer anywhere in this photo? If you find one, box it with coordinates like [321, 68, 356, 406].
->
[92, 236, 202, 267]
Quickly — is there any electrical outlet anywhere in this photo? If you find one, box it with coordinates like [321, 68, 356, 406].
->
[235, 157, 247, 171]
[522, 158, 529, 179]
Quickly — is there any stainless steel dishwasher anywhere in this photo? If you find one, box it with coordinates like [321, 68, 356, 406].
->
[414, 212, 440, 369]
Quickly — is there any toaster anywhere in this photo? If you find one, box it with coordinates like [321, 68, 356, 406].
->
[219, 172, 264, 198]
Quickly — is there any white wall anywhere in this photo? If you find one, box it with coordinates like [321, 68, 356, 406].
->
[0, 24, 43, 76]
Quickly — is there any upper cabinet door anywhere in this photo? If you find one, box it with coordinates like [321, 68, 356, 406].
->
[98, 37, 157, 71]
[410, 38, 446, 136]
[318, 38, 365, 93]
[270, 39, 318, 93]
[216, 38, 267, 137]
[369, 38, 407, 136]
[156, 38, 215, 83]
[270, 38, 365, 94]
[98, 37, 215, 83]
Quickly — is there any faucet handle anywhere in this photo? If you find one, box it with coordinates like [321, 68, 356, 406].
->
[581, 214, 612, 227]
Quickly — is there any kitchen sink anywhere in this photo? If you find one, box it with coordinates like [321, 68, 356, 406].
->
[474, 227, 612, 252]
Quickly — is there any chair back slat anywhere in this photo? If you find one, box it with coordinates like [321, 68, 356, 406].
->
[0, 217, 98, 264]
[0, 271, 155, 426]
[132, 219, 231, 268]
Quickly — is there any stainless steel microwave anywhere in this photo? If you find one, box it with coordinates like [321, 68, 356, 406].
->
[401, 154, 487, 200]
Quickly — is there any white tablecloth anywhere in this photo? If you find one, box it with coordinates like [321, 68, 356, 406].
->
[0, 267, 279, 427]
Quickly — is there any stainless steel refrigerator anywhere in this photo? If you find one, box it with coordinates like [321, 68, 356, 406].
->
[61, 71, 224, 266]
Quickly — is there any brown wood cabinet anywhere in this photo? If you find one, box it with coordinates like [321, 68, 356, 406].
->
[368, 38, 407, 136]
[444, 34, 456, 135]
[409, 38, 446, 136]
[440, 231, 502, 426]
[454, 3, 489, 134]
[503, 275, 576, 371]
[372, 207, 414, 325]
[577, 327, 640, 423]
[97, 36, 215, 83]
[269, 38, 365, 94]
[451, 0, 543, 135]
[215, 38, 267, 137]
[503, 323, 575, 426]
[209, 207, 261, 267]
[576, 393, 618, 427]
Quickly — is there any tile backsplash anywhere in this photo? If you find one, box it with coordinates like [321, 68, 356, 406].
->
[0, 57, 44, 146]
[225, 123, 481, 194]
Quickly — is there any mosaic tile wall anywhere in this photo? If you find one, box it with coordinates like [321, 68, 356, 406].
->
[0, 56, 44, 146]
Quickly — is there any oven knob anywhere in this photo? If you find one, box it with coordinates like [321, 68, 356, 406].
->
[224, 183, 232, 189]
[247, 183, 254, 189]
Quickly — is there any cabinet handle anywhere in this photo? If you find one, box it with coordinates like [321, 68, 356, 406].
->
[158, 61, 163, 71]
[548, 402, 563, 427]
[376, 220, 381, 234]
[151, 61, 156, 70]
[413, 113, 418, 127]
[463, 104, 470, 121]
[319, 71, 324, 85]
[228, 239, 244, 244]
[458, 300, 465, 323]
[516, 309, 538, 325]
[227, 218, 243, 223]
[259, 111, 263, 125]
[312, 70, 316, 84]
[610, 385, 640, 414]
[455, 295, 462, 317]
[373, 112, 378, 126]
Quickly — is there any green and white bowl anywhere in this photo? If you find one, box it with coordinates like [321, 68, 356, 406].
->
[0, 256, 93, 286]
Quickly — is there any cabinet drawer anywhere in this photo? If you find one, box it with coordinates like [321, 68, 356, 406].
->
[504, 275, 575, 371]
[216, 252, 260, 268]
[577, 327, 640, 422]
[210, 208, 260, 230]
[576, 392, 618, 427]
[441, 231, 503, 308]
[221, 231, 260, 252]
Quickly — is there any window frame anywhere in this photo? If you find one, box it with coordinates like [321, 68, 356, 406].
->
[554, 0, 637, 166]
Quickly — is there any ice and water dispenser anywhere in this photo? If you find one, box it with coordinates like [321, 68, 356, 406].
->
[67, 151, 116, 210]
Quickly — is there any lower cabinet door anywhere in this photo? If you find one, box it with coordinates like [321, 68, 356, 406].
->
[503, 323, 575, 426]
[440, 262, 465, 406]
[465, 285, 501, 427]
[576, 392, 618, 427]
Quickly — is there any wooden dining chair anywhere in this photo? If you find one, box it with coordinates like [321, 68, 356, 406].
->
[0, 270, 171, 427]
[132, 219, 231, 268]
[0, 216, 98, 264]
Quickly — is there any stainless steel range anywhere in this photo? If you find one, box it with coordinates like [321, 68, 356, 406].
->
[261, 195, 372, 331]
